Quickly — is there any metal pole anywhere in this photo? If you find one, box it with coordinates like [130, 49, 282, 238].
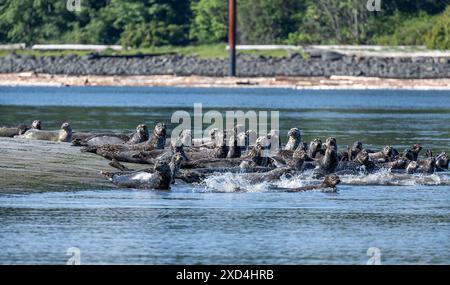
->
[228, 0, 236, 76]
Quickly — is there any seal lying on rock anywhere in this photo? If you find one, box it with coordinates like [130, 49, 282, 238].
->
[0, 120, 41, 137]
[72, 124, 149, 146]
[81, 122, 167, 159]
[16, 122, 72, 142]
[127, 124, 150, 144]
[282, 174, 341, 192]
[240, 149, 307, 184]
[369, 145, 393, 162]
[147, 122, 167, 149]
[384, 156, 410, 170]
[340, 141, 362, 161]
[101, 154, 182, 190]
[401, 144, 422, 161]
[406, 157, 435, 174]
[337, 149, 378, 174]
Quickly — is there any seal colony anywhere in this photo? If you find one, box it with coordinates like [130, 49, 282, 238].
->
[4, 121, 449, 192]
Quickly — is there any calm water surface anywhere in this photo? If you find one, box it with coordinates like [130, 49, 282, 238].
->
[0, 87, 449, 264]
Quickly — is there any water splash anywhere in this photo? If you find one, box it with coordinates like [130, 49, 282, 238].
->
[199, 172, 274, 193]
[196, 169, 450, 193]
[341, 169, 450, 186]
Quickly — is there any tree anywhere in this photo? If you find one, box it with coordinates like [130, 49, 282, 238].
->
[237, 0, 305, 44]
[189, 0, 228, 43]
[295, 0, 371, 44]
[426, 6, 450, 50]
[0, 0, 75, 45]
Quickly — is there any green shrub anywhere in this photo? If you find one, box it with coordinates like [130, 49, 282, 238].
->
[120, 22, 185, 48]
[189, 0, 228, 43]
[425, 7, 450, 50]
[372, 12, 434, 45]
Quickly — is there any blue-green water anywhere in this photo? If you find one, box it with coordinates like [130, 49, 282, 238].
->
[0, 87, 449, 264]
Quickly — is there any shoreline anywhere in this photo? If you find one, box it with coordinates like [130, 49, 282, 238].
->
[0, 73, 449, 90]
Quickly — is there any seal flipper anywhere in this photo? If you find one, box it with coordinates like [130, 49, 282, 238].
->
[109, 159, 131, 171]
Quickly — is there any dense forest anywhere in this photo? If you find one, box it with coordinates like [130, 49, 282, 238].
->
[0, 0, 449, 49]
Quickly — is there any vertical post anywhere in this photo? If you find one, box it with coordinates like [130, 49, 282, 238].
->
[228, 0, 236, 77]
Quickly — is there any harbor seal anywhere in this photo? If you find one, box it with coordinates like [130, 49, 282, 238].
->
[324, 137, 337, 150]
[284, 128, 301, 151]
[239, 149, 307, 184]
[81, 122, 168, 159]
[410, 144, 423, 161]
[337, 149, 378, 174]
[169, 153, 183, 184]
[384, 156, 410, 170]
[340, 141, 362, 161]
[308, 138, 323, 159]
[227, 127, 242, 158]
[406, 157, 435, 174]
[315, 145, 339, 176]
[402, 148, 415, 161]
[127, 124, 149, 144]
[102, 159, 176, 190]
[72, 123, 148, 146]
[16, 122, 72, 142]
[369, 145, 393, 162]
[283, 174, 341, 192]
[435, 152, 449, 171]
[0, 120, 41, 137]
[148, 122, 167, 149]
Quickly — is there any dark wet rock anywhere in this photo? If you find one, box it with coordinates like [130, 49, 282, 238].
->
[0, 53, 448, 79]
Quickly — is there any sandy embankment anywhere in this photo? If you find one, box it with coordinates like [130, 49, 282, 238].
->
[0, 73, 449, 90]
[0, 137, 147, 192]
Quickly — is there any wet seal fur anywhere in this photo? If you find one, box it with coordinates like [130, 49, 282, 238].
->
[283, 174, 341, 192]
[435, 152, 449, 171]
[81, 123, 168, 160]
[102, 153, 182, 190]
[72, 123, 149, 146]
[0, 120, 41, 137]
[284, 128, 301, 151]
[16, 122, 71, 142]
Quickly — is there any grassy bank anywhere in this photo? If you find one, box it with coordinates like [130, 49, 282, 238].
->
[0, 44, 300, 59]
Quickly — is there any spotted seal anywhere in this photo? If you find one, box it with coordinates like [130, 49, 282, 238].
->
[81, 123, 168, 160]
[369, 145, 393, 162]
[337, 149, 378, 174]
[434, 152, 449, 171]
[402, 148, 415, 161]
[284, 128, 301, 151]
[384, 156, 410, 170]
[102, 154, 182, 190]
[315, 143, 339, 177]
[406, 157, 435, 174]
[239, 149, 307, 184]
[282, 174, 341, 192]
[227, 127, 242, 158]
[308, 138, 323, 159]
[340, 141, 362, 161]
[127, 124, 150, 144]
[147, 122, 167, 149]
[72, 123, 149, 146]
[410, 144, 423, 161]
[0, 120, 41, 137]
[16, 122, 72, 142]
